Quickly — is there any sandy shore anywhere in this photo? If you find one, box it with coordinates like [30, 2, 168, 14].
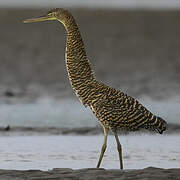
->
[0, 135, 179, 170]
[0, 167, 180, 180]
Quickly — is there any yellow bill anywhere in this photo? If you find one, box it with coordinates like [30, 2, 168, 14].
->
[23, 15, 55, 23]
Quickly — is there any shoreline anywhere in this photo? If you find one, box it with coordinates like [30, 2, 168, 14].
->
[0, 123, 180, 135]
[0, 167, 180, 180]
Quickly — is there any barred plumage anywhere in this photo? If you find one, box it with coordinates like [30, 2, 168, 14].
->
[24, 8, 167, 170]
[90, 83, 167, 134]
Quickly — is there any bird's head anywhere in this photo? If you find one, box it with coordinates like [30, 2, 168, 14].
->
[23, 8, 72, 25]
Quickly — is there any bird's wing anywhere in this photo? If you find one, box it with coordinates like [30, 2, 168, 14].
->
[111, 93, 152, 130]
[92, 90, 166, 133]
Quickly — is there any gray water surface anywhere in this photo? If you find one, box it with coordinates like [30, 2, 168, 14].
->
[0, 97, 179, 129]
[1, 0, 180, 9]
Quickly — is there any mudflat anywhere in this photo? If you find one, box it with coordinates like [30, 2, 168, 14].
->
[0, 167, 180, 180]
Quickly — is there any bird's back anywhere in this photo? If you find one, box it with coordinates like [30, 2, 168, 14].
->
[90, 82, 167, 134]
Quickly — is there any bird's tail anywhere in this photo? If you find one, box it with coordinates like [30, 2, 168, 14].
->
[144, 116, 167, 134]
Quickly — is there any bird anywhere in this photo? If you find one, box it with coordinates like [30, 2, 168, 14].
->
[23, 8, 167, 169]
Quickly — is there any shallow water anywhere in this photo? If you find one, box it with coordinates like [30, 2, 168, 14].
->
[0, 97, 179, 129]
[0, 134, 179, 170]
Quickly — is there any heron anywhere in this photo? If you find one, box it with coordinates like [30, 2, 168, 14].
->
[23, 8, 167, 169]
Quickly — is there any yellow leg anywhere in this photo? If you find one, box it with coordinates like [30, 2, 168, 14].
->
[113, 130, 123, 169]
[96, 127, 109, 168]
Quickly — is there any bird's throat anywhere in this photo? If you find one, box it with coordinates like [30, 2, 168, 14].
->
[63, 17, 96, 106]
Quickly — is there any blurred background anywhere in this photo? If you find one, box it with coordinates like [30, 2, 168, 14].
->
[0, 0, 180, 171]
[0, 0, 180, 133]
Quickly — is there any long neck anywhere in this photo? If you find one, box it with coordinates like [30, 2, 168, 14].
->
[62, 15, 97, 105]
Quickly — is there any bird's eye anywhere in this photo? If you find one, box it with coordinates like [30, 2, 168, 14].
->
[48, 13, 53, 16]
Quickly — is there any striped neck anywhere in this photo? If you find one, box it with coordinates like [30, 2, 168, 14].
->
[60, 14, 96, 105]
[65, 18, 86, 61]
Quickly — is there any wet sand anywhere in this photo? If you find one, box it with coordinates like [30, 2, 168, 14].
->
[0, 167, 180, 180]
[0, 135, 179, 170]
